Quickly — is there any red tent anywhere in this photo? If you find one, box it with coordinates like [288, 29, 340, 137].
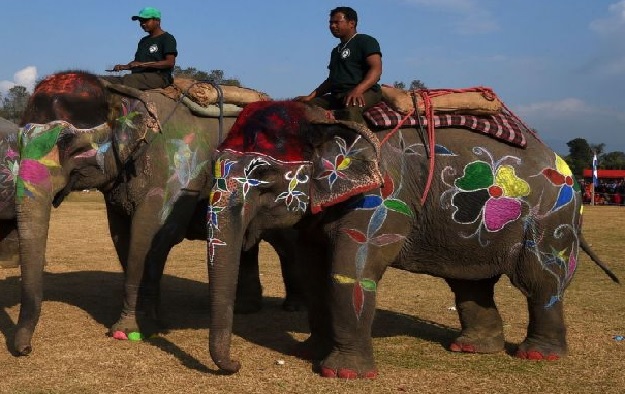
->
[582, 169, 625, 179]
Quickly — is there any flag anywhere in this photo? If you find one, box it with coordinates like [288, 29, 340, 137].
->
[592, 153, 598, 187]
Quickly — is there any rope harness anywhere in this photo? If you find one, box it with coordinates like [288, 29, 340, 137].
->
[377, 86, 532, 206]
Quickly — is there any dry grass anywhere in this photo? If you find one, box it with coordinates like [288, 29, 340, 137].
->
[0, 192, 623, 393]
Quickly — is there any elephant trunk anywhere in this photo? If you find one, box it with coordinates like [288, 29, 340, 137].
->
[14, 196, 52, 355]
[208, 227, 244, 374]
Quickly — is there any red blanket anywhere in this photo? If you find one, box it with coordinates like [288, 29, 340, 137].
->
[364, 101, 527, 148]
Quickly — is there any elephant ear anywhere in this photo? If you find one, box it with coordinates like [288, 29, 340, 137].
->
[308, 119, 383, 214]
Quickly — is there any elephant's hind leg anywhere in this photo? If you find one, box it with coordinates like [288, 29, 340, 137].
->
[445, 276, 505, 354]
[516, 299, 566, 360]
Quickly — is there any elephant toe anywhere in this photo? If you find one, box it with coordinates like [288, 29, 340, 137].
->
[450, 334, 504, 354]
[516, 339, 566, 361]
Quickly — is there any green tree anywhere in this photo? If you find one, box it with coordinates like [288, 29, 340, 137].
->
[565, 138, 593, 178]
[409, 79, 427, 90]
[392, 79, 427, 91]
[173, 67, 241, 87]
[0, 85, 30, 123]
[601, 151, 625, 170]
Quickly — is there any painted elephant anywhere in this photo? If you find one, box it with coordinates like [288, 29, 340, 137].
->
[0, 117, 19, 268]
[206, 101, 618, 378]
[13, 71, 302, 356]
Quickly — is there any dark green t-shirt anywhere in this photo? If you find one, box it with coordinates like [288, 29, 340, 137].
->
[328, 33, 381, 95]
[132, 32, 177, 82]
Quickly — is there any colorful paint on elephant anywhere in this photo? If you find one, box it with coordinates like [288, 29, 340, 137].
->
[207, 153, 311, 264]
[332, 132, 414, 319]
[158, 132, 211, 222]
[16, 122, 64, 201]
[541, 153, 581, 212]
[441, 147, 580, 307]
[0, 136, 19, 211]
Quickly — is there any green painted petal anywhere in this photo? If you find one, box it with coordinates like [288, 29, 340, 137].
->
[15, 178, 25, 201]
[360, 279, 377, 292]
[455, 161, 494, 191]
[22, 125, 63, 160]
[383, 199, 413, 217]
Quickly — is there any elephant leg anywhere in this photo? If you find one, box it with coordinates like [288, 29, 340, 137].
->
[516, 297, 567, 360]
[318, 238, 383, 379]
[320, 274, 378, 379]
[263, 230, 306, 312]
[105, 204, 131, 273]
[0, 221, 20, 268]
[108, 205, 163, 339]
[234, 243, 263, 314]
[445, 276, 505, 354]
[278, 249, 306, 312]
[509, 255, 568, 360]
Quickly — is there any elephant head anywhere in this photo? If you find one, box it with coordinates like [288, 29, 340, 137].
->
[206, 101, 382, 373]
[13, 73, 157, 355]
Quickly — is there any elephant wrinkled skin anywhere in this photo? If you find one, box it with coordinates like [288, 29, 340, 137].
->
[0, 117, 19, 268]
[13, 71, 301, 356]
[206, 101, 617, 378]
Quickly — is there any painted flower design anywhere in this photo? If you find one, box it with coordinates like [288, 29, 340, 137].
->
[338, 173, 413, 319]
[541, 154, 580, 212]
[317, 136, 363, 189]
[17, 123, 65, 201]
[275, 164, 309, 212]
[452, 161, 530, 232]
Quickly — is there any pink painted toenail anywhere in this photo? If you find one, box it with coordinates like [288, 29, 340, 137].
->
[337, 368, 358, 379]
[112, 331, 128, 340]
[320, 366, 337, 378]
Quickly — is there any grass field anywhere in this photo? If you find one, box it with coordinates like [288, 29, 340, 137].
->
[0, 192, 623, 393]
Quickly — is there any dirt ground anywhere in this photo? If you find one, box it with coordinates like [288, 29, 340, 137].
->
[0, 192, 623, 393]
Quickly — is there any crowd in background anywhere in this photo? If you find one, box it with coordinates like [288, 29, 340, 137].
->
[580, 179, 625, 205]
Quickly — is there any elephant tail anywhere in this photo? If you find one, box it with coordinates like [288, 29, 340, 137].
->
[580, 233, 620, 284]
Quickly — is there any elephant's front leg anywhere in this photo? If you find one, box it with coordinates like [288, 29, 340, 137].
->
[108, 204, 164, 340]
[445, 277, 505, 354]
[320, 269, 379, 379]
[318, 237, 385, 379]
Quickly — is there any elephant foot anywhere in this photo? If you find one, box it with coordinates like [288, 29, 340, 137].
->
[318, 350, 377, 379]
[108, 313, 161, 341]
[13, 327, 34, 356]
[450, 333, 504, 354]
[515, 339, 565, 361]
[282, 294, 307, 312]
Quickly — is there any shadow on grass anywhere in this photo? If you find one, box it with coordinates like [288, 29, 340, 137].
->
[0, 270, 519, 370]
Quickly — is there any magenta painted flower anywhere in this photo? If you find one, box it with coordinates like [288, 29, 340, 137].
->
[452, 161, 530, 232]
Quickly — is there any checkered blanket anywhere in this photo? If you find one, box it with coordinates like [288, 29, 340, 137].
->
[364, 101, 527, 148]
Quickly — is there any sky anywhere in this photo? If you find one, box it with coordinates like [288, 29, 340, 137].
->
[1, 0, 624, 155]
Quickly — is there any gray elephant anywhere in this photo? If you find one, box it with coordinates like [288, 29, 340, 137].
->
[13, 71, 301, 356]
[205, 101, 618, 378]
[0, 117, 19, 268]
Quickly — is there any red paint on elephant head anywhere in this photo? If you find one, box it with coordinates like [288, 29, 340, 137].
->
[219, 101, 309, 162]
[34, 72, 105, 99]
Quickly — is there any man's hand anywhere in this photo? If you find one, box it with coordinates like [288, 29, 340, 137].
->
[112, 64, 130, 71]
[343, 87, 366, 107]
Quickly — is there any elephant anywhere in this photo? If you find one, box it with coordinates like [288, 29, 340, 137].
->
[205, 100, 618, 378]
[13, 71, 302, 356]
[0, 116, 19, 268]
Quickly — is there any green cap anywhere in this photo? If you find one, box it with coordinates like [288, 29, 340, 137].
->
[131, 7, 161, 20]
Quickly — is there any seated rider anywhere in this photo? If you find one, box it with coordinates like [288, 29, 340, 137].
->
[295, 6, 382, 124]
[112, 7, 177, 90]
